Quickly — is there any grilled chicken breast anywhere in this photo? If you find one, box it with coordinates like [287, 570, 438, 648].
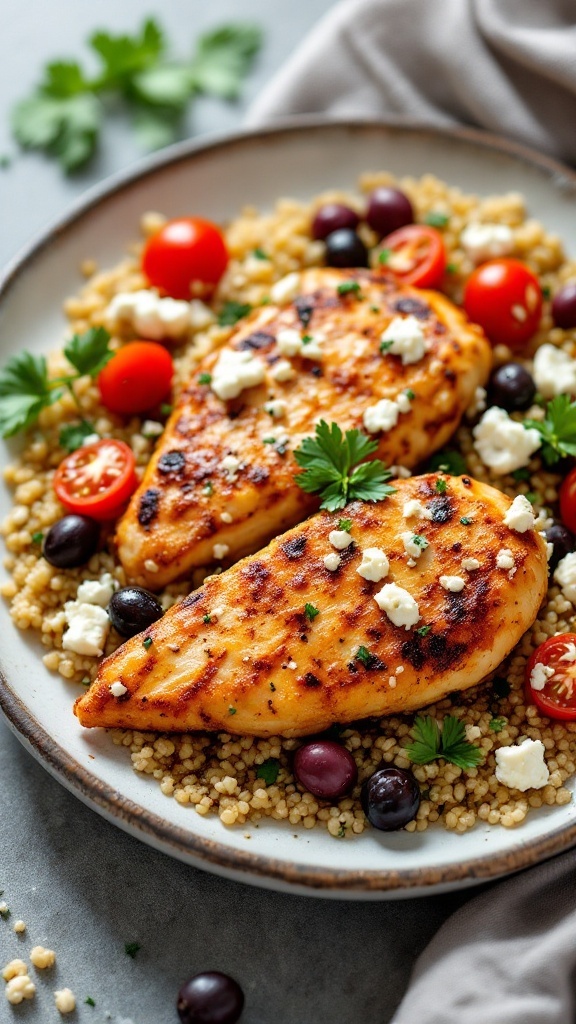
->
[76, 474, 547, 737]
[116, 268, 491, 589]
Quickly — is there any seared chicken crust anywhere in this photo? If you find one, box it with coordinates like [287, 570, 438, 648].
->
[76, 474, 547, 737]
[116, 268, 491, 589]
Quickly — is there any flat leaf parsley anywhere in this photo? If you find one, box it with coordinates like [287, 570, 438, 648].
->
[293, 421, 396, 512]
[524, 393, 576, 465]
[405, 715, 483, 770]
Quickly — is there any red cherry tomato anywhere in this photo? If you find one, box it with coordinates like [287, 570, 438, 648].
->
[98, 342, 173, 415]
[142, 217, 229, 299]
[525, 634, 576, 720]
[54, 440, 137, 520]
[559, 467, 576, 534]
[379, 225, 446, 288]
[463, 258, 542, 350]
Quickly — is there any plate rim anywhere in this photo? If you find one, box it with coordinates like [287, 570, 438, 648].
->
[2, 115, 576, 895]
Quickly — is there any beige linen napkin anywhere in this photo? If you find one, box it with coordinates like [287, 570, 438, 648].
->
[247, 0, 576, 166]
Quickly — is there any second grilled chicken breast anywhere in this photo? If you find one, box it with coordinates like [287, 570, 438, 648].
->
[117, 268, 491, 589]
[76, 475, 547, 737]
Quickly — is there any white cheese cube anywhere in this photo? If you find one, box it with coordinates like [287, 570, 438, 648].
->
[76, 573, 115, 608]
[323, 553, 341, 571]
[62, 602, 110, 657]
[380, 315, 426, 365]
[460, 223, 514, 263]
[554, 551, 576, 604]
[356, 547, 389, 582]
[270, 272, 301, 304]
[363, 399, 401, 434]
[374, 582, 420, 629]
[439, 575, 465, 592]
[503, 494, 535, 533]
[533, 343, 576, 399]
[211, 349, 265, 400]
[473, 407, 541, 475]
[402, 499, 433, 520]
[329, 529, 353, 550]
[494, 738, 549, 791]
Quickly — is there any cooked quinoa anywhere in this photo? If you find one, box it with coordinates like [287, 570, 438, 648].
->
[2, 171, 576, 839]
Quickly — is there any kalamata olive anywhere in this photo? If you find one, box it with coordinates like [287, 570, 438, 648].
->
[546, 522, 575, 573]
[366, 187, 413, 236]
[552, 282, 576, 329]
[312, 203, 360, 241]
[177, 972, 244, 1024]
[487, 363, 536, 411]
[361, 765, 420, 831]
[294, 740, 358, 799]
[42, 514, 100, 569]
[324, 229, 368, 268]
[108, 586, 163, 637]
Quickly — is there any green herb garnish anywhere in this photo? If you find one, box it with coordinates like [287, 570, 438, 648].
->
[31, 531, 44, 545]
[424, 211, 449, 227]
[337, 824, 346, 838]
[378, 248, 392, 264]
[203, 614, 211, 624]
[435, 478, 447, 493]
[142, 637, 153, 650]
[294, 421, 396, 512]
[85, 997, 96, 1007]
[228, 706, 237, 716]
[415, 625, 431, 637]
[0, 327, 113, 437]
[541, 284, 551, 300]
[525, 492, 538, 504]
[337, 281, 362, 298]
[12, 20, 262, 172]
[203, 480, 213, 495]
[404, 388, 415, 401]
[124, 942, 140, 959]
[198, 372, 212, 385]
[370, 305, 380, 314]
[262, 437, 276, 445]
[218, 300, 252, 326]
[489, 717, 507, 733]
[304, 603, 319, 621]
[355, 645, 380, 669]
[428, 449, 467, 476]
[59, 420, 97, 452]
[256, 757, 281, 785]
[160, 402, 173, 416]
[446, 262, 458, 274]
[524, 394, 576, 465]
[405, 715, 483, 770]
[460, 516, 472, 526]
[411, 534, 428, 549]
[379, 339, 394, 353]
[252, 247, 268, 260]
[338, 518, 352, 532]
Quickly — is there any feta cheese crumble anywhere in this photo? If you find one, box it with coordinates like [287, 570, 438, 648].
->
[271, 359, 296, 382]
[494, 738, 549, 791]
[109, 681, 128, 698]
[374, 582, 420, 629]
[106, 289, 213, 340]
[323, 553, 341, 571]
[270, 272, 301, 304]
[401, 532, 428, 562]
[62, 602, 110, 657]
[496, 548, 515, 571]
[211, 349, 266, 400]
[554, 552, 576, 604]
[462, 557, 480, 571]
[213, 543, 230, 561]
[460, 222, 514, 263]
[329, 529, 353, 550]
[220, 454, 241, 480]
[403, 498, 433, 521]
[380, 315, 426, 365]
[529, 662, 555, 691]
[473, 407, 541, 475]
[264, 399, 288, 418]
[533, 343, 576, 398]
[363, 390, 412, 435]
[439, 575, 465, 592]
[276, 328, 302, 356]
[76, 573, 115, 608]
[504, 494, 536, 533]
[356, 547, 389, 582]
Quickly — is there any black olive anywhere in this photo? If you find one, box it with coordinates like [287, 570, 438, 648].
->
[361, 766, 421, 831]
[177, 972, 244, 1024]
[324, 229, 369, 268]
[546, 522, 575, 573]
[42, 515, 100, 569]
[108, 586, 163, 638]
[488, 363, 536, 411]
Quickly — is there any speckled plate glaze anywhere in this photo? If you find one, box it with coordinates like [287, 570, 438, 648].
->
[1, 119, 576, 899]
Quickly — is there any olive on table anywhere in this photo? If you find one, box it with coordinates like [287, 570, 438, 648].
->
[42, 515, 100, 569]
[546, 522, 575, 573]
[366, 186, 414, 236]
[487, 362, 536, 412]
[324, 228, 369, 268]
[294, 740, 358, 799]
[108, 586, 163, 638]
[312, 203, 360, 241]
[177, 971, 244, 1024]
[361, 765, 421, 831]
[552, 281, 576, 329]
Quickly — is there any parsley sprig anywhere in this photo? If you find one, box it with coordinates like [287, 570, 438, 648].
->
[0, 327, 113, 437]
[293, 421, 396, 512]
[12, 19, 262, 172]
[405, 715, 483, 770]
[524, 394, 576, 465]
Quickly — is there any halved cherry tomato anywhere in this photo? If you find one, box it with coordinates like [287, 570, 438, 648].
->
[142, 216, 229, 299]
[559, 467, 576, 534]
[54, 440, 137, 520]
[98, 342, 173, 415]
[378, 225, 446, 288]
[525, 633, 576, 720]
[463, 258, 542, 350]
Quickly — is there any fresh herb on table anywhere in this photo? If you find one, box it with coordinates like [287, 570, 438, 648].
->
[124, 942, 140, 959]
[304, 603, 320, 621]
[256, 757, 281, 785]
[12, 19, 263, 172]
[0, 327, 113, 437]
[524, 394, 576, 465]
[405, 715, 483, 769]
[293, 420, 396, 512]
[85, 997, 96, 1007]
[59, 420, 97, 452]
[217, 301, 253, 326]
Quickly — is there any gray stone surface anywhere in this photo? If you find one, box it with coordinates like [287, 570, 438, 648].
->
[0, 2, 470, 1021]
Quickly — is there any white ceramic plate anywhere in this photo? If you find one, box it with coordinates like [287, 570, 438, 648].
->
[2, 119, 576, 899]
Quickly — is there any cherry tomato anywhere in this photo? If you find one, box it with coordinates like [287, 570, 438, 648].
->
[559, 467, 576, 534]
[54, 439, 137, 520]
[526, 634, 576, 720]
[98, 342, 173, 415]
[142, 217, 229, 299]
[378, 225, 446, 288]
[463, 258, 542, 350]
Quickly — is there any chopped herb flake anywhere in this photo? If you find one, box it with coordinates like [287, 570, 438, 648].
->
[404, 388, 415, 401]
[160, 402, 173, 416]
[415, 625, 431, 637]
[370, 305, 380, 313]
[262, 437, 276, 444]
[228, 705, 237, 715]
[428, 449, 467, 476]
[304, 603, 320, 621]
[338, 518, 352, 532]
[424, 211, 449, 227]
[512, 467, 531, 481]
[252, 247, 268, 260]
[142, 637, 152, 650]
[460, 516, 472, 526]
[203, 614, 211, 624]
[256, 757, 281, 785]
[489, 717, 507, 733]
[378, 248, 392, 264]
[435, 478, 447, 493]
[541, 284, 551, 299]
[525, 491, 538, 504]
[412, 534, 428, 548]
[124, 942, 140, 959]
[198, 372, 212, 385]
[218, 301, 252, 326]
[337, 824, 346, 838]
[379, 339, 394, 353]
[337, 280, 362, 298]
[446, 262, 458, 274]
[355, 645, 380, 669]
[301, 334, 312, 344]
[203, 480, 213, 495]
[85, 997, 96, 1007]
[31, 531, 44, 544]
